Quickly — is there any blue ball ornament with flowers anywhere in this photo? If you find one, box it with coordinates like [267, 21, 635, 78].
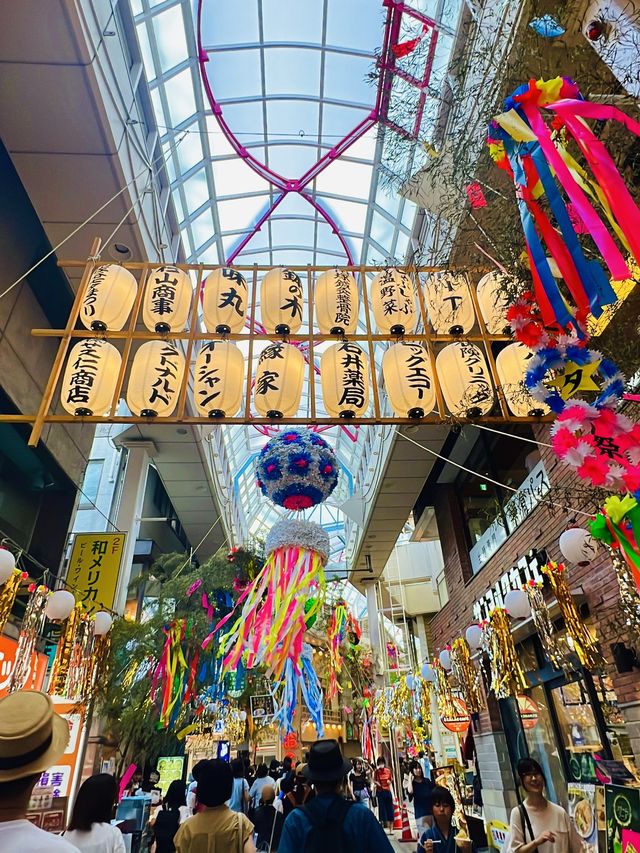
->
[255, 429, 339, 510]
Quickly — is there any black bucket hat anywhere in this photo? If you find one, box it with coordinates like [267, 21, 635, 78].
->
[302, 739, 352, 783]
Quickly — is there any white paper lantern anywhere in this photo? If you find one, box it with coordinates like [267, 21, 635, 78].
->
[421, 663, 435, 682]
[370, 268, 417, 335]
[406, 674, 415, 691]
[61, 339, 122, 417]
[425, 272, 475, 335]
[496, 343, 548, 418]
[314, 269, 359, 336]
[46, 589, 76, 621]
[253, 342, 304, 418]
[261, 268, 304, 335]
[202, 268, 248, 334]
[239, 710, 247, 721]
[436, 342, 494, 417]
[0, 549, 16, 585]
[382, 342, 435, 418]
[439, 649, 452, 670]
[126, 341, 185, 417]
[465, 624, 483, 651]
[559, 528, 598, 566]
[142, 265, 192, 334]
[80, 264, 137, 331]
[321, 342, 369, 418]
[194, 342, 244, 418]
[475, 272, 512, 335]
[504, 588, 531, 619]
[93, 611, 113, 636]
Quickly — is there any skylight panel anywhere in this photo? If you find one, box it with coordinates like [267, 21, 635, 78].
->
[207, 49, 263, 101]
[315, 158, 372, 199]
[136, 22, 157, 82]
[212, 157, 270, 197]
[206, 116, 237, 158]
[263, 139, 319, 178]
[263, 47, 322, 97]
[152, 5, 189, 74]
[200, 2, 260, 46]
[369, 211, 396, 250]
[320, 102, 369, 145]
[323, 52, 374, 105]
[323, 198, 368, 235]
[270, 217, 315, 247]
[262, 0, 324, 42]
[191, 208, 215, 250]
[326, 0, 385, 50]
[176, 127, 205, 174]
[164, 69, 198, 126]
[182, 168, 210, 216]
[216, 194, 270, 232]
[342, 127, 378, 161]
[219, 101, 266, 146]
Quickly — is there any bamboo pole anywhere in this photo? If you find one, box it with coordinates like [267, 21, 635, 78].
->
[108, 261, 149, 417]
[306, 267, 316, 420]
[176, 265, 204, 420]
[244, 266, 259, 419]
[360, 268, 381, 419]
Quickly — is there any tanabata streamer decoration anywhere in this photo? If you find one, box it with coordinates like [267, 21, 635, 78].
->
[487, 76, 640, 327]
[542, 561, 604, 670]
[152, 620, 203, 729]
[451, 638, 483, 714]
[216, 520, 329, 680]
[433, 658, 456, 717]
[9, 584, 49, 692]
[273, 643, 324, 737]
[589, 496, 640, 591]
[255, 429, 339, 511]
[65, 611, 95, 701]
[0, 569, 27, 634]
[529, 15, 566, 37]
[610, 549, 640, 643]
[523, 580, 574, 674]
[327, 601, 361, 700]
[485, 608, 528, 698]
[49, 602, 83, 697]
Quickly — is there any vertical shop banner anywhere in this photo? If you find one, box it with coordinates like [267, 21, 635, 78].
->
[157, 756, 185, 795]
[606, 785, 640, 853]
[32, 700, 86, 809]
[0, 634, 48, 698]
[568, 783, 598, 853]
[68, 533, 126, 614]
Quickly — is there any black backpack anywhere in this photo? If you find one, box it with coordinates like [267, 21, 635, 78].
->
[301, 797, 354, 853]
[153, 806, 181, 853]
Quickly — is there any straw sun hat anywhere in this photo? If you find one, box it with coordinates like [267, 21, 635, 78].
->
[0, 690, 69, 782]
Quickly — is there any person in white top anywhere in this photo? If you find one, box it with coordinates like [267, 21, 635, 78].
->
[508, 757, 582, 853]
[64, 773, 125, 853]
[0, 689, 80, 852]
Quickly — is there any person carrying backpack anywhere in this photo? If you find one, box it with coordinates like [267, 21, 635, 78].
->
[150, 780, 190, 853]
[278, 739, 394, 853]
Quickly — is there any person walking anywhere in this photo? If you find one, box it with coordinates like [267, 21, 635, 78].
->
[149, 780, 191, 853]
[249, 765, 276, 815]
[508, 758, 581, 853]
[373, 756, 395, 833]
[65, 774, 125, 853]
[0, 690, 80, 852]
[278, 739, 394, 853]
[348, 759, 371, 807]
[253, 785, 284, 851]
[281, 765, 313, 818]
[229, 759, 250, 814]
[173, 759, 255, 852]
[407, 762, 435, 831]
[416, 786, 471, 853]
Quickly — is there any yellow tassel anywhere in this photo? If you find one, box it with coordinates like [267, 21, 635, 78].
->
[451, 638, 483, 713]
[0, 569, 26, 633]
[488, 608, 528, 698]
[542, 562, 603, 670]
[49, 604, 83, 696]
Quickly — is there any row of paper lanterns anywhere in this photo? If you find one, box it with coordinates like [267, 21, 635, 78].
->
[60, 337, 544, 419]
[79, 264, 511, 338]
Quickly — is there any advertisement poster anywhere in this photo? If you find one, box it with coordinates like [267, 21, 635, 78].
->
[157, 756, 185, 795]
[0, 634, 48, 698]
[250, 694, 275, 722]
[67, 532, 126, 614]
[568, 783, 598, 853]
[605, 785, 640, 853]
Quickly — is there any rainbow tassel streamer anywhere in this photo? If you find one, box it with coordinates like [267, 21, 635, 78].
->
[273, 644, 324, 736]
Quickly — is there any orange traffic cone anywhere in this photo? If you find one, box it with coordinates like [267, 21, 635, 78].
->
[399, 802, 416, 842]
[393, 797, 403, 831]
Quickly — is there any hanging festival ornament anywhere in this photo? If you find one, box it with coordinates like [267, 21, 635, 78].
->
[202, 267, 248, 334]
[0, 548, 16, 584]
[589, 496, 640, 591]
[255, 428, 339, 510]
[48, 602, 82, 696]
[93, 611, 113, 636]
[9, 584, 49, 692]
[45, 589, 76, 621]
[314, 269, 359, 336]
[496, 343, 548, 417]
[273, 643, 324, 737]
[0, 564, 27, 634]
[370, 268, 416, 335]
[61, 339, 121, 417]
[382, 342, 435, 419]
[80, 264, 138, 331]
[559, 527, 598, 565]
[193, 341, 244, 418]
[421, 662, 435, 681]
[610, 549, 640, 644]
[542, 561, 604, 670]
[261, 268, 304, 335]
[451, 638, 484, 714]
[152, 620, 189, 728]
[523, 580, 574, 674]
[321, 342, 369, 418]
[439, 648, 452, 670]
[126, 341, 185, 418]
[485, 607, 528, 698]
[465, 624, 483, 651]
[475, 272, 512, 335]
[436, 342, 494, 417]
[433, 658, 456, 717]
[504, 588, 531, 619]
[142, 265, 192, 334]
[215, 520, 329, 680]
[253, 342, 304, 418]
[425, 272, 475, 335]
[64, 611, 95, 701]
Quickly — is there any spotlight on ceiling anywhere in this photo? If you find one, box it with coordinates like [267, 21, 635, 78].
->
[108, 242, 133, 262]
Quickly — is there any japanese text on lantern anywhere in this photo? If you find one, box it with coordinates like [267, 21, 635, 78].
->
[218, 267, 246, 316]
[151, 345, 181, 408]
[338, 342, 366, 409]
[334, 270, 353, 326]
[66, 339, 102, 408]
[256, 343, 284, 396]
[405, 344, 431, 399]
[280, 270, 303, 321]
[460, 343, 492, 406]
[150, 267, 180, 316]
[68, 533, 125, 614]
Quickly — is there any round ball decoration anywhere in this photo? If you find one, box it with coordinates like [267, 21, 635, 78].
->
[439, 648, 452, 670]
[45, 589, 76, 621]
[93, 611, 113, 636]
[559, 527, 598, 566]
[256, 429, 339, 511]
[504, 588, 531, 619]
[406, 674, 415, 690]
[465, 624, 483, 651]
[421, 663, 435, 682]
[0, 549, 16, 585]
[265, 519, 331, 563]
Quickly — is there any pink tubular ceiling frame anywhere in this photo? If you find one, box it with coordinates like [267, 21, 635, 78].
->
[196, 0, 437, 266]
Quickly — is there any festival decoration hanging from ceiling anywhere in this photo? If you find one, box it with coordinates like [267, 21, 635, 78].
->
[589, 496, 640, 592]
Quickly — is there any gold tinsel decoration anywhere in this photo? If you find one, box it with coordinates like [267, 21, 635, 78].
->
[0, 569, 26, 633]
[433, 658, 456, 717]
[416, 675, 432, 727]
[65, 613, 95, 701]
[49, 603, 82, 696]
[10, 584, 49, 693]
[487, 607, 528, 698]
[451, 638, 483, 713]
[611, 550, 640, 644]
[87, 634, 111, 699]
[542, 561, 604, 671]
[388, 678, 414, 727]
[524, 582, 574, 675]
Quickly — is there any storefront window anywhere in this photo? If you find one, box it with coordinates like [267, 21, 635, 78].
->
[520, 685, 568, 807]
[549, 680, 603, 785]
